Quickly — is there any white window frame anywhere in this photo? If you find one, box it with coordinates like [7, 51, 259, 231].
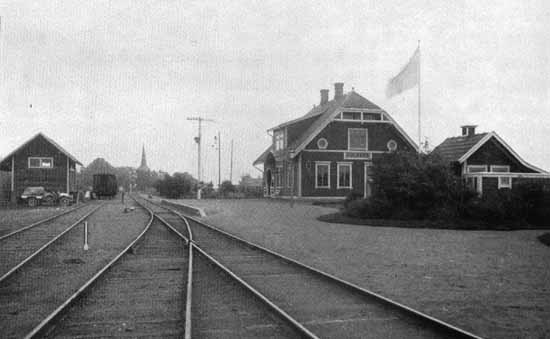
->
[28, 157, 54, 169]
[315, 161, 331, 189]
[467, 165, 488, 173]
[498, 176, 512, 189]
[274, 131, 284, 151]
[490, 165, 510, 173]
[337, 162, 352, 189]
[348, 128, 368, 151]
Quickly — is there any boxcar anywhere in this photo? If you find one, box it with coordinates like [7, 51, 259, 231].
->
[93, 174, 118, 199]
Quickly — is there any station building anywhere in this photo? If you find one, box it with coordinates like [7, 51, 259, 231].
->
[253, 83, 417, 199]
[432, 125, 550, 196]
[0, 133, 82, 203]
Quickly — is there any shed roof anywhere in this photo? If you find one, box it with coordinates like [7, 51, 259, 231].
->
[0, 132, 83, 170]
[431, 133, 488, 163]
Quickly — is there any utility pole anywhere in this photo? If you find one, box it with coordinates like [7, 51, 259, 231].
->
[213, 132, 221, 188]
[187, 116, 214, 198]
[230, 139, 234, 183]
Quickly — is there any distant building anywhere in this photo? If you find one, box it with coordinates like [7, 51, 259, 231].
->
[253, 83, 417, 199]
[0, 133, 82, 203]
[432, 125, 550, 196]
[136, 145, 151, 191]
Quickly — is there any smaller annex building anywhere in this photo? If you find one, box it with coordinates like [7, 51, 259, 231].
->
[253, 82, 417, 199]
[432, 125, 550, 196]
[0, 133, 82, 203]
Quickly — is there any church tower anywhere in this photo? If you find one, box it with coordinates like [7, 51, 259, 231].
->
[138, 145, 149, 172]
[136, 144, 151, 191]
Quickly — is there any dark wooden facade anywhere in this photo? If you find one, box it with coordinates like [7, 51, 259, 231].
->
[254, 83, 417, 198]
[0, 133, 81, 202]
[432, 126, 550, 196]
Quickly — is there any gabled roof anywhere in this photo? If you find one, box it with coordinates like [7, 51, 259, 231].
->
[253, 89, 418, 165]
[432, 131, 547, 173]
[431, 133, 488, 164]
[0, 132, 82, 168]
[287, 91, 417, 156]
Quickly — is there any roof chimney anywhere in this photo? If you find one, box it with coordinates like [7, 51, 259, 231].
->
[461, 125, 477, 137]
[334, 82, 344, 99]
[320, 89, 329, 105]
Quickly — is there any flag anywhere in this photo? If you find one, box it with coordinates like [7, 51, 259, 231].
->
[386, 47, 420, 98]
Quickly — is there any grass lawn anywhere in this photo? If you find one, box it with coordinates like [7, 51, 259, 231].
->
[168, 198, 550, 339]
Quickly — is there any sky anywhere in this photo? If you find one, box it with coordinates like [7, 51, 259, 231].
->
[1, 0, 549, 184]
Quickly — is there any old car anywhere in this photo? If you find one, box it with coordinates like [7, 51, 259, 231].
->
[20, 186, 73, 207]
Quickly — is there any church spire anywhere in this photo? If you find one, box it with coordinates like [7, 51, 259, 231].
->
[138, 144, 149, 171]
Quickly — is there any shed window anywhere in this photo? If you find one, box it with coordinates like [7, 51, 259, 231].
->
[348, 128, 368, 151]
[467, 165, 487, 173]
[337, 163, 352, 189]
[315, 162, 330, 189]
[498, 176, 512, 189]
[28, 157, 54, 169]
[491, 165, 510, 173]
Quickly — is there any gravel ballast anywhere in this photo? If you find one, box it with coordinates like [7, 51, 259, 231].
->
[0, 200, 150, 337]
[171, 198, 550, 339]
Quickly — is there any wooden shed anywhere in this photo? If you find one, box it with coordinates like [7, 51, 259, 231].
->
[0, 133, 82, 203]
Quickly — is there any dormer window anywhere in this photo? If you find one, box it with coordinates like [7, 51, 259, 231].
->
[274, 130, 284, 151]
[348, 128, 368, 151]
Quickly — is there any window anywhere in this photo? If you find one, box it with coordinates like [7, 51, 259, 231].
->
[348, 128, 368, 151]
[315, 162, 330, 188]
[317, 138, 328, 149]
[363, 113, 381, 120]
[274, 131, 284, 151]
[467, 165, 487, 173]
[498, 176, 512, 189]
[387, 140, 397, 152]
[28, 157, 54, 169]
[342, 112, 361, 120]
[337, 162, 352, 189]
[491, 165, 510, 173]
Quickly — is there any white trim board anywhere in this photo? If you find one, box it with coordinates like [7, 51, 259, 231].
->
[458, 132, 547, 173]
[463, 172, 550, 179]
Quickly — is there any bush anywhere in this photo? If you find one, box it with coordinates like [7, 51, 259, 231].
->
[344, 190, 363, 209]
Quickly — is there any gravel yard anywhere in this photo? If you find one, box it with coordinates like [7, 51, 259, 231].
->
[0, 205, 88, 237]
[0, 199, 150, 337]
[168, 198, 550, 339]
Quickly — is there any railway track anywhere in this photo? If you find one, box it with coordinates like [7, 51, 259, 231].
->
[0, 202, 103, 283]
[29, 196, 306, 338]
[0, 200, 148, 338]
[140, 197, 484, 339]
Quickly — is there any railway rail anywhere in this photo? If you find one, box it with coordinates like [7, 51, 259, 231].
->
[0, 203, 89, 241]
[27, 196, 306, 338]
[0, 200, 148, 338]
[140, 196, 484, 339]
[0, 202, 103, 283]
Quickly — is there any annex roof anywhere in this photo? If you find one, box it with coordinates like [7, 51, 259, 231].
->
[0, 132, 83, 169]
[432, 131, 547, 173]
[253, 145, 274, 166]
[431, 133, 488, 164]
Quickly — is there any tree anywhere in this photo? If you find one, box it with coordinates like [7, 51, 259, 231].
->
[219, 180, 236, 197]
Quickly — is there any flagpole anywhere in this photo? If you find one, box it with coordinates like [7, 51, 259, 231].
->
[417, 40, 421, 154]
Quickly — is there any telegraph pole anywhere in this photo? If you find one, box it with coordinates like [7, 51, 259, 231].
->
[230, 139, 234, 183]
[213, 131, 221, 188]
[187, 116, 214, 198]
